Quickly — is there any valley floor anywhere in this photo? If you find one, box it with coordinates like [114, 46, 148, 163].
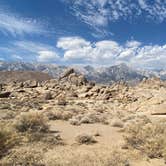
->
[0, 77, 166, 166]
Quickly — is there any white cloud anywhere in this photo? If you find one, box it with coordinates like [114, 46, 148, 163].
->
[126, 40, 142, 48]
[2, 37, 166, 70]
[62, 0, 166, 37]
[38, 51, 60, 62]
[57, 36, 166, 69]
[0, 10, 46, 36]
[2, 41, 60, 63]
[138, 0, 148, 9]
[57, 37, 90, 50]
[12, 55, 23, 60]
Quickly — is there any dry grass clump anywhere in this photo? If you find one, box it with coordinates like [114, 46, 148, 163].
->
[125, 120, 166, 159]
[69, 118, 81, 126]
[14, 111, 49, 143]
[0, 146, 44, 166]
[57, 96, 67, 106]
[111, 118, 124, 128]
[69, 112, 108, 126]
[13, 111, 65, 145]
[0, 124, 19, 159]
[44, 148, 129, 166]
[75, 134, 97, 145]
[41, 134, 65, 146]
[45, 110, 73, 121]
[14, 111, 49, 133]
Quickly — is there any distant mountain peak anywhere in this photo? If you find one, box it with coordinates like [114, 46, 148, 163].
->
[0, 61, 165, 84]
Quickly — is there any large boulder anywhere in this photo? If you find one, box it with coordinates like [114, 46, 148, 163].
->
[59, 68, 74, 80]
[0, 91, 11, 98]
[68, 74, 88, 86]
[23, 80, 38, 88]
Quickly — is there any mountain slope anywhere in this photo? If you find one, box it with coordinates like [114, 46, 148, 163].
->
[0, 61, 165, 84]
[0, 71, 53, 83]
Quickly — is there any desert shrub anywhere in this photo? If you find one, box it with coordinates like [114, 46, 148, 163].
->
[69, 118, 81, 126]
[3, 111, 16, 120]
[69, 112, 108, 125]
[44, 148, 129, 166]
[14, 111, 49, 133]
[0, 126, 19, 158]
[106, 150, 130, 166]
[45, 110, 73, 121]
[57, 97, 67, 106]
[41, 134, 65, 146]
[75, 134, 97, 145]
[0, 146, 44, 166]
[125, 120, 166, 158]
[111, 118, 124, 128]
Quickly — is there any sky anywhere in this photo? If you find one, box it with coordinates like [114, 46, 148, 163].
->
[0, 0, 166, 70]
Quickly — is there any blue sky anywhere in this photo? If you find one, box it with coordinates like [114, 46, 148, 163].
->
[0, 0, 166, 69]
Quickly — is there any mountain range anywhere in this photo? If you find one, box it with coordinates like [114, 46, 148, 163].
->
[0, 61, 165, 84]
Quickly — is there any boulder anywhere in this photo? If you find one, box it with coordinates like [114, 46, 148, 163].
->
[0, 91, 11, 98]
[44, 92, 53, 100]
[0, 84, 2, 91]
[59, 68, 74, 80]
[23, 80, 38, 88]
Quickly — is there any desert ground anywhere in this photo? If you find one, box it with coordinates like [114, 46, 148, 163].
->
[0, 69, 166, 166]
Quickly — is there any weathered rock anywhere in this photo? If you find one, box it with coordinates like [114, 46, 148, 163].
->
[66, 91, 78, 98]
[44, 92, 53, 100]
[77, 75, 88, 85]
[0, 91, 11, 98]
[23, 80, 38, 88]
[0, 84, 2, 92]
[59, 68, 74, 80]
[75, 134, 97, 144]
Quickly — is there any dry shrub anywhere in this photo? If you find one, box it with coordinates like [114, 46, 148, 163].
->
[83, 112, 108, 124]
[44, 148, 129, 166]
[41, 134, 65, 146]
[69, 118, 81, 126]
[69, 112, 108, 126]
[57, 96, 67, 106]
[0, 124, 19, 158]
[45, 110, 73, 121]
[13, 111, 64, 145]
[111, 118, 124, 128]
[125, 120, 166, 159]
[2, 111, 16, 120]
[14, 111, 51, 143]
[75, 134, 97, 145]
[14, 111, 49, 133]
[0, 146, 44, 166]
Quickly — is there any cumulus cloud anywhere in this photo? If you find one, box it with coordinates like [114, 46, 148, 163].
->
[0, 10, 46, 36]
[126, 40, 142, 48]
[57, 36, 166, 70]
[2, 37, 166, 69]
[38, 51, 60, 62]
[57, 37, 90, 50]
